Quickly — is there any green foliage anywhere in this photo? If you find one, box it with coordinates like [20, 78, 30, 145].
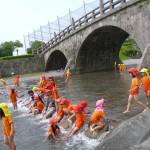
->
[120, 38, 140, 57]
[0, 54, 34, 60]
[0, 40, 23, 57]
[27, 48, 32, 54]
[119, 52, 129, 61]
[27, 40, 44, 54]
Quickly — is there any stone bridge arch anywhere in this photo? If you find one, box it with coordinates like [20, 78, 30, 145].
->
[45, 50, 67, 71]
[42, 0, 150, 73]
[75, 25, 130, 73]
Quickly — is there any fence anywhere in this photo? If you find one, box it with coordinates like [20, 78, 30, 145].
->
[24, 0, 130, 54]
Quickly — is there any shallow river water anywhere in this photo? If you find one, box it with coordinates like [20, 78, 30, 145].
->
[0, 70, 146, 150]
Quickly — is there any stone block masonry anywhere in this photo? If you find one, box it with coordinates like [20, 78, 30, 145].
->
[0, 55, 45, 77]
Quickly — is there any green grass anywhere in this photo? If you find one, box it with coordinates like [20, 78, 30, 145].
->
[0, 54, 34, 60]
[119, 52, 129, 61]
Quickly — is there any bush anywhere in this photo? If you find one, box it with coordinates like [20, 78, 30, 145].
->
[0, 54, 34, 60]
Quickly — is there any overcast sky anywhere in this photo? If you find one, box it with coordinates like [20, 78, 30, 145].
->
[0, 0, 95, 55]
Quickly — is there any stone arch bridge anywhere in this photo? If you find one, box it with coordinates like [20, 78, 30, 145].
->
[33, 0, 150, 74]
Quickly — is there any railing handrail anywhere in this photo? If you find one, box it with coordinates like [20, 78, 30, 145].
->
[33, 0, 130, 55]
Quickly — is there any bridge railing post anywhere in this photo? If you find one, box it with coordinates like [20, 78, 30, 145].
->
[110, 0, 114, 10]
[121, 0, 126, 4]
[100, 0, 104, 15]
[54, 32, 57, 41]
[71, 18, 75, 30]
[92, 10, 95, 19]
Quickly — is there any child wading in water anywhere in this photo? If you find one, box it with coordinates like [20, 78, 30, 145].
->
[44, 118, 62, 141]
[14, 75, 19, 90]
[139, 68, 150, 104]
[123, 68, 148, 113]
[64, 105, 86, 139]
[65, 69, 71, 82]
[0, 79, 7, 97]
[9, 88, 18, 110]
[0, 103, 16, 150]
[90, 99, 105, 134]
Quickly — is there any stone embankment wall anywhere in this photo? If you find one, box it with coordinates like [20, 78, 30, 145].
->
[0, 55, 45, 77]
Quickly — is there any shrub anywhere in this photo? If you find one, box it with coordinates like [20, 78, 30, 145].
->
[0, 54, 34, 60]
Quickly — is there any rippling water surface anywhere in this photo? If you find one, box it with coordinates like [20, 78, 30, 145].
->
[0, 70, 146, 150]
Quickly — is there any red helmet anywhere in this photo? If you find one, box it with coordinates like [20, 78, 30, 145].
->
[73, 105, 82, 113]
[79, 100, 88, 108]
[60, 98, 70, 105]
[10, 87, 15, 91]
[34, 96, 40, 101]
[16, 75, 19, 78]
[128, 68, 138, 77]
[49, 118, 57, 125]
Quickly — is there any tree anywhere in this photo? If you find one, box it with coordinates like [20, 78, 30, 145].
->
[0, 40, 23, 57]
[120, 38, 140, 57]
[26, 40, 45, 54]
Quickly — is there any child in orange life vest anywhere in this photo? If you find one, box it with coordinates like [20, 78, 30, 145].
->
[65, 69, 72, 82]
[90, 99, 105, 134]
[123, 68, 148, 113]
[118, 64, 121, 72]
[0, 79, 7, 97]
[67, 100, 88, 124]
[9, 88, 18, 110]
[123, 64, 127, 72]
[38, 76, 47, 88]
[32, 96, 44, 115]
[44, 118, 62, 142]
[47, 76, 56, 87]
[64, 105, 86, 139]
[51, 86, 60, 101]
[14, 75, 19, 89]
[78, 100, 88, 113]
[0, 79, 6, 89]
[114, 62, 117, 71]
[0, 103, 16, 150]
[139, 68, 150, 104]
[56, 98, 71, 123]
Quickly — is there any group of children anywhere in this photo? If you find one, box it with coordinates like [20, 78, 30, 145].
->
[0, 66, 150, 149]
[23, 75, 105, 141]
[114, 62, 127, 72]
[123, 67, 150, 113]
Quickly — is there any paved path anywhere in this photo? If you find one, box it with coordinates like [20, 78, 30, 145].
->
[123, 59, 141, 65]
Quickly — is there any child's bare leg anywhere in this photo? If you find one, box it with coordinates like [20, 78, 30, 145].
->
[144, 92, 149, 105]
[9, 135, 16, 150]
[67, 127, 79, 138]
[57, 117, 62, 123]
[91, 122, 104, 133]
[4, 135, 11, 150]
[13, 104, 15, 110]
[134, 95, 148, 111]
[64, 124, 75, 139]
[123, 94, 133, 113]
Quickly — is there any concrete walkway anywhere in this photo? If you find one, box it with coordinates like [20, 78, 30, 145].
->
[123, 59, 141, 65]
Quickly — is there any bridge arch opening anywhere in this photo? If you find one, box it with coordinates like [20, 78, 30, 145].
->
[46, 50, 67, 71]
[75, 25, 140, 73]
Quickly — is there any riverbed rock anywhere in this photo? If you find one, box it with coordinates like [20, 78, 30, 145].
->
[95, 110, 150, 150]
